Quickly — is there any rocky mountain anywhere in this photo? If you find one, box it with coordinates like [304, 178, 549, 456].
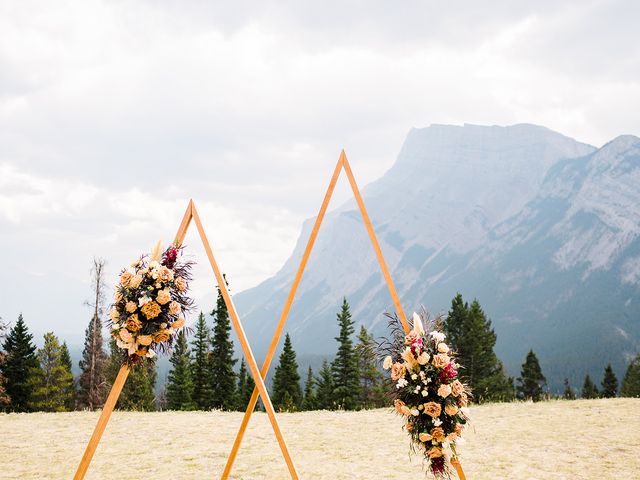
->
[234, 124, 640, 391]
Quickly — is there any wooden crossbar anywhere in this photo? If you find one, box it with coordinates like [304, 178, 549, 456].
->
[221, 151, 466, 479]
[73, 199, 299, 479]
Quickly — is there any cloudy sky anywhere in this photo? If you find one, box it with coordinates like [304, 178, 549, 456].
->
[1, 0, 639, 343]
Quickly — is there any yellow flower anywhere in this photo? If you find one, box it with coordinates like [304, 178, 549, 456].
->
[125, 314, 142, 332]
[445, 403, 459, 416]
[153, 330, 171, 343]
[141, 301, 161, 319]
[125, 301, 137, 313]
[423, 402, 442, 418]
[156, 289, 171, 305]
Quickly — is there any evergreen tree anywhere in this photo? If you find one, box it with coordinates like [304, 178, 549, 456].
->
[581, 374, 599, 399]
[301, 365, 317, 411]
[30, 332, 74, 411]
[355, 325, 386, 408]
[166, 329, 194, 410]
[516, 350, 546, 402]
[315, 360, 335, 410]
[601, 364, 618, 398]
[77, 258, 108, 410]
[621, 354, 640, 397]
[118, 360, 157, 411]
[60, 342, 76, 410]
[1, 314, 40, 412]
[236, 358, 256, 411]
[331, 298, 360, 410]
[272, 333, 302, 412]
[0, 318, 10, 406]
[444, 295, 514, 402]
[191, 312, 213, 410]
[563, 378, 576, 400]
[210, 284, 237, 410]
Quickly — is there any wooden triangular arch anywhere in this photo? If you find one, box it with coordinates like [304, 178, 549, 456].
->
[220, 151, 466, 479]
[73, 200, 300, 480]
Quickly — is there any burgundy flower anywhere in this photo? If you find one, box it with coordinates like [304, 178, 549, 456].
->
[439, 362, 458, 383]
[431, 456, 445, 476]
[163, 246, 179, 268]
[410, 338, 423, 355]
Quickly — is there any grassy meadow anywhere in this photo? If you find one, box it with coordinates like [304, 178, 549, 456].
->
[1, 398, 638, 479]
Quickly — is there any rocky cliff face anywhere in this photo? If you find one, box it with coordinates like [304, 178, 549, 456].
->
[235, 124, 640, 390]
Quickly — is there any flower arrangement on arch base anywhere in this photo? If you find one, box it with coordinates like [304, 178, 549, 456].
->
[381, 311, 471, 479]
[108, 241, 194, 364]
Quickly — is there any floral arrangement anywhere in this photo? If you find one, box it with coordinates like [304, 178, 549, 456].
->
[109, 241, 194, 362]
[381, 312, 470, 478]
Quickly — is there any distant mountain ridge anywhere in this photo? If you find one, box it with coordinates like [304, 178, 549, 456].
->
[234, 124, 640, 391]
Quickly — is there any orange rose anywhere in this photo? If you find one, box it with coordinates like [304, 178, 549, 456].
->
[168, 301, 181, 315]
[125, 314, 142, 332]
[137, 335, 153, 346]
[119, 329, 133, 343]
[120, 271, 133, 286]
[405, 422, 414, 432]
[458, 392, 469, 407]
[437, 342, 449, 353]
[156, 289, 171, 305]
[391, 362, 406, 381]
[125, 301, 137, 313]
[451, 380, 464, 397]
[135, 346, 148, 357]
[141, 301, 161, 319]
[418, 432, 432, 442]
[432, 353, 450, 369]
[171, 317, 185, 329]
[404, 331, 419, 345]
[109, 308, 120, 321]
[129, 274, 143, 289]
[426, 447, 443, 459]
[423, 402, 442, 418]
[445, 403, 459, 416]
[430, 427, 445, 443]
[157, 266, 173, 282]
[153, 330, 171, 343]
[438, 384, 452, 398]
[174, 276, 187, 291]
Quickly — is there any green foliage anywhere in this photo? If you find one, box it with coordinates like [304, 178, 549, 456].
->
[600, 364, 618, 398]
[1, 314, 40, 412]
[331, 298, 360, 410]
[621, 354, 640, 397]
[60, 342, 76, 410]
[581, 374, 599, 399]
[77, 314, 108, 410]
[301, 365, 317, 411]
[516, 350, 546, 402]
[119, 359, 157, 411]
[444, 294, 514, 402]
[0, 319, 10, 406]
[236, 358, 256, 411]
[191, 312, 214, 409]
[315, 360, 335, 410]
[563, 378, 576, 400]
[356, 325, 386, 408]
[272, 333, 302, 412]
[166, 329, 194, 410]
[209, 284, 237, 410]
[30, 332, 74, 411]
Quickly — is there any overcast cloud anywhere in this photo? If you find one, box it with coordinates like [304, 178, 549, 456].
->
[1, 0, 639, 341]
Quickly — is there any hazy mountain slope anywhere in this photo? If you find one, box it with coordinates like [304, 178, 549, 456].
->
[234, 124, 612, 390]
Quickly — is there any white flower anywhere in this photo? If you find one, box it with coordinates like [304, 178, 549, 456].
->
[432, 418, 443, 427]
[410, 408, 420, 416]
[149, 260, 160, 269]
[138, 295, 151, 306]
[383, 355, 393, 370]
[414, 386, 421, 394]
[421, 390, 428, 397]
[145, 349, 156, 359]
[396, 378, 408, 389]
[430, 331, 446, 343]
[111, 323, 120, 330]
[411, 374, 418, 380]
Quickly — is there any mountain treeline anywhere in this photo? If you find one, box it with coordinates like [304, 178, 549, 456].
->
[2, 270, 640, 412]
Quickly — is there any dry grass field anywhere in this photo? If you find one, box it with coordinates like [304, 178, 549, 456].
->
[1, 398, 639, 479]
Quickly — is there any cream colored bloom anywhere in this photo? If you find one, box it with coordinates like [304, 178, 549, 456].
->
[430, 331, 446, 343]
[432, 353, 450, 369]
[401, 348, 418, 369]
[120, 271, 133, 286]
[175, 276, 187, 291]
[109, 308, 120, 321]
[417, 351, 430, 365]
[437, 342, 449, 353]
[411, 312, 425, 335]
[438, 384, 452, 398]
[383, 355, 393, 370]
[390, 362, 406, 381]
